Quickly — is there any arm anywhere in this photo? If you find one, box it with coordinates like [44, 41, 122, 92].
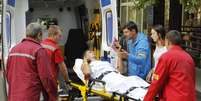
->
[58, 62, 69, 82]
[117, 54, 125, 74]
[146, 68, 154, 83]
[111, 39, 127, 73]
[144, 56, 169, 101]
[81, 59, 91, 80]
[36, 48, 57, 100]
[111, 38, 122, 52]
[54, 49, 69, 82]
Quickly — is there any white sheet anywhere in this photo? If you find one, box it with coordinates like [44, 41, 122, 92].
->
[73, 59, 149, 100]
[73, 59, 85, 82]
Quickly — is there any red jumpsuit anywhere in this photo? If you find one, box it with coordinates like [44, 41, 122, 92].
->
[144, 45, 196, 101]
[6, 38, 57, 101]
[41, 38, 64, 82]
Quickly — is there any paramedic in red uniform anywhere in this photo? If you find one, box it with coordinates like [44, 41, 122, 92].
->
[41, 25, 69, 89]
[6, 22, 57, 101]
[144, 30, 196, 101]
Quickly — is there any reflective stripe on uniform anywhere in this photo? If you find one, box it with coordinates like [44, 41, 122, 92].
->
[153, 73, 159, 80]
[9, 53, 35, 60]
[137, 51, 146, 58]
[41, 44, 56, 51]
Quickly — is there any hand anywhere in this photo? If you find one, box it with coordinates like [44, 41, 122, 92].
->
[112, 40, 121, 52]
[81, 60, 90, 77]
[65, 79, 71, 85]
[65, 80, 72, 90]
[118, 49, 128, 59]
[146, 69, 154, 83]
[83, 57, 88, 63]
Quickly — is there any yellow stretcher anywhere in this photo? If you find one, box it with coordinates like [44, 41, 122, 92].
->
[68, 59, 143, 101]
[66, 79, 139, 101]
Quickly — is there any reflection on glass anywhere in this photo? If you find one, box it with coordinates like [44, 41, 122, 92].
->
[0, 0, 2, 69]
[121, 6, 127, 26]
[106, 11, 113, 46]
[128, 7, 136, 22]
[121, 0, 127, 3]
[6, 12, 11, 48]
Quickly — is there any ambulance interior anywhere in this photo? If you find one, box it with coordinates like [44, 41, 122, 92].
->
[28, 0, 94, 77]
[27, 0, 120, 100]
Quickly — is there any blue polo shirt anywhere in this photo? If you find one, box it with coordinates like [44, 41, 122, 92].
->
[127, 32, 151, 79]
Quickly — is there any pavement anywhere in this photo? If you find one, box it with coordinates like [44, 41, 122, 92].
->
[0, 70, 7, 101]
[196, 68, 201, 100]
[0, 68, 201, 101]
[198, 91, 201, 101]
[196, 68, 201, 92]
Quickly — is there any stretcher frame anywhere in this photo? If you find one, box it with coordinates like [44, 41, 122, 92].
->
[66, 78, 140, 101]
[70, 59, 142, 101]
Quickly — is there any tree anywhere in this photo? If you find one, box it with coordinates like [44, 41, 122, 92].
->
[130, 0, 157, 9]
[132, 0, 201, 12]
[180, 0, 201, 12]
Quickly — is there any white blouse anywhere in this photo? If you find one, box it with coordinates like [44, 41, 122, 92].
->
[153, 46, 167, 70]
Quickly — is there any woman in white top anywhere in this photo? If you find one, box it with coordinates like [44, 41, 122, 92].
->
[146, 25, 167, 82]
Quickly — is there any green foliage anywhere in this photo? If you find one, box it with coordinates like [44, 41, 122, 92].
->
[130, 0, 157, 9]
[131, 0, 201, 12]
[180, 0, 201, 12]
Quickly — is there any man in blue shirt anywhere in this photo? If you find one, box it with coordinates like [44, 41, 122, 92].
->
[114, 21, 151, 79]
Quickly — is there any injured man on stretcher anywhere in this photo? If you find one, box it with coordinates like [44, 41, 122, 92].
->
[73, 50, 149, 100]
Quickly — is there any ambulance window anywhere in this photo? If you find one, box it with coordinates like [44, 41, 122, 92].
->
[106, 11, 113, 46]
[0, 2, 2, 70]
[6, 12, 11, 48]
[0, 15, 1, 69]
[0, 15, 1, 38]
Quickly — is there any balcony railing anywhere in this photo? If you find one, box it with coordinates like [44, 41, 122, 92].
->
[181, 26, 201, 68]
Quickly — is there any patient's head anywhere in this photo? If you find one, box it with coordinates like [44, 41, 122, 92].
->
[83, 50, 96, 62]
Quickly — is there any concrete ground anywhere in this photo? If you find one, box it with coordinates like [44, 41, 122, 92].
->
[0, 70, 7, 101]
[0, 68, 201, 101]
[197, 91, 201, 101]
[196, 68, 201, 92]
[196, 68, 201, 100]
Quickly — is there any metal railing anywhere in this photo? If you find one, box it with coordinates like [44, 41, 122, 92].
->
[181, 26, 201, 68]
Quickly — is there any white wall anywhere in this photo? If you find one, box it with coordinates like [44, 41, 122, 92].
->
[28, 7, 78, 45]
[27, 0, 99, 45]
[84, 0, 99, 21]
[14, 0, 28, 44]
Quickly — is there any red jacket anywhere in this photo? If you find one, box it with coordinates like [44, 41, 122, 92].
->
[144, 45, 196, 101]
[41, 38, 64, 81]
[6, 38, 57, 101]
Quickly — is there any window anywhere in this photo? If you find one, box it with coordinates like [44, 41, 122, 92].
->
[6, 12, 11, 48]
[0, 14, 2, 70]
[106, 11, 113, 46]
[120, 0, 146, 32]
[120, 6, 127, 26]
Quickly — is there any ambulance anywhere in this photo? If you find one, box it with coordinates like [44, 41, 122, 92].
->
[0, 0, 118, 100]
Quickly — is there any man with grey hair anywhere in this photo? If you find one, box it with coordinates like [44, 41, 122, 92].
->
[26, 22, 43, 41]
[6, 22, 58, 101]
